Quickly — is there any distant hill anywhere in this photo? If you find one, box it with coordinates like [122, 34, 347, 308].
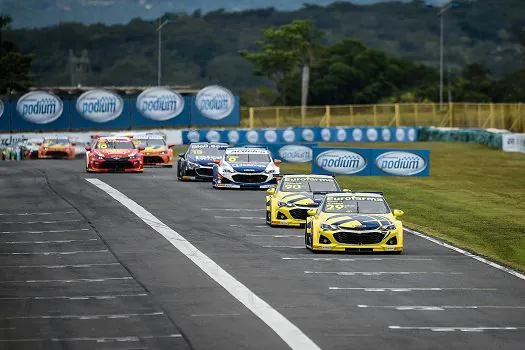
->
[2, 0, 413, 28]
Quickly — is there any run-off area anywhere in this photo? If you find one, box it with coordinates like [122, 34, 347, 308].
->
[1, 160, 525, 350]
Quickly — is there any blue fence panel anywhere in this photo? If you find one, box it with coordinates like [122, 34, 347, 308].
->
[11, 99, 71, 131]
[70, 97, 130, 130]
[370, 149, 430, 176]
[312, 147, 373, 176]
[0, 100, 10, 132]
[130, 93, 191, 128]
[236, 143, 318, 163]
[190, 96, 240, 126]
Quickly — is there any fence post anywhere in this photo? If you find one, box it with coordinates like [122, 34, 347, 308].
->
[326, 105, 331, 127]
[395, 104, 400, 127]
[249, 107, 255, 129]
[275, 108, 280, 128]
[499, 104, 505, 130]
[414, 104, 419, 126]
[489, 103, 495, 128]
[477, 104, 482, 128]
[432, 103, 437, 125]
[449, 102, 454, 127]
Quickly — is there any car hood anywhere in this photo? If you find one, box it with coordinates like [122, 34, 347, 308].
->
[320, 213, 395, 230]
[142, 146, 167, 153]
[188, 155, 221, 166]
[42, 144, 70, 149]
[278, 192, 330, 207]
[230, 163, 268, 173]
[94, 149, 137, 158]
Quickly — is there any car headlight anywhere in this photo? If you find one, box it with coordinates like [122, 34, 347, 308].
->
[221, 162, 234, 173]
[160, 151, 168, 155]
[129, 154, 137, 159]
[264, 164, 276, 174]
[95, 154, 105, 160]
[320, 223, 339, 231]
[382, 223, 396, 231]
[278, 201, 294, 208]
[188, 161, 200, 169]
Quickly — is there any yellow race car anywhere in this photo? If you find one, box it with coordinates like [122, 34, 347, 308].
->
[305, 192, 404, 254]
[38, 136, 76, 159]
[266, 174, 342, 227]
[131, 133, 175, 167]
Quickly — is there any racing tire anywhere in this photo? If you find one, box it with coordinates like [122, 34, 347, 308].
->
[266, 210, 272, 226]
[176, 165, 183, 180]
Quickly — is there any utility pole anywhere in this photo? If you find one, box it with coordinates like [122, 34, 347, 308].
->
[156, 19, 170, 86]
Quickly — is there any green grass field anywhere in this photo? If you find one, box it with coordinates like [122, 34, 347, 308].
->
[176, 142, 525, 271]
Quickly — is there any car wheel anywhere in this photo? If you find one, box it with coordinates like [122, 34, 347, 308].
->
[177, 165, 182, 180]
[266, 210, 271, 226]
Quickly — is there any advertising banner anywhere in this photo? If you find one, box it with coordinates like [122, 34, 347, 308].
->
[10, 91, 70, 131]
[502, 133, 525, 153]
[0, 100, 9, 132]
[312, 147, 430, 176]
[130, 87, 191, 127]
[70, 89, 130, 129]
[236, 143, 318, 163]
[190, 85, 241, 126]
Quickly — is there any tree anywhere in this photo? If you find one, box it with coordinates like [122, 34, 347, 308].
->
[240, 20, 322, 108]
[0, 16, 33, 94]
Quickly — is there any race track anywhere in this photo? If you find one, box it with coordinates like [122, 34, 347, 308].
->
[1, 159, 524, 350]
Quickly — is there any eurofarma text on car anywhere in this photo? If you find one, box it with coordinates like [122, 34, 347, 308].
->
[85, 136, 144, 173]
[266, 175, 342, 227]
[131, 132, 175, 167]
[177, 142, 229, 181]
[38, 136, 76, 159]
[305, 192, 404, 253]
[212, 146, 281, 189]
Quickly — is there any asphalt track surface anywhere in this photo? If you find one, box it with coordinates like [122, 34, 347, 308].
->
[1, 159, 524, 350]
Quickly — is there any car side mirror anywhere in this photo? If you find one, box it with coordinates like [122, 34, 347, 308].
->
[168, 143, 175, 148]
[213, 159, 221, 165]
[138, 146, 145, 151]
[178, 153, 185, 158]
[85, 146, 91, 151]
[307, 209, 317, 216]
[266, 188, 275, 195]
[274, 159, 282, 165]
[393, 209, 404, 218]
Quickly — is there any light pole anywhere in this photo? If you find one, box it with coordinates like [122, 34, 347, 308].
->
[437, 1, 454, 110]
[156, 19, 170, 86]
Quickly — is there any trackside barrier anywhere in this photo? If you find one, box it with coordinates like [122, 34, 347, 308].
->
[418, 127, 508, 149]
[502, 133, 525, 153]
[235, 143, 318, 163]
[311, 147, 430, 177]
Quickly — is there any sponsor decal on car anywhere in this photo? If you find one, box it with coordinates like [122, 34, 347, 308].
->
[136, 87, 185, 121]
[76, 89, 124, 123]
[316, 149, 367, 175]
[374, 151, 427, 176]
[16, 91, 64, 124]
[278, 145, 313, 163]
[195, 85, 235, 120]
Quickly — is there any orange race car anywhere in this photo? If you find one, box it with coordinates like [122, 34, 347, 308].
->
[38, 136, 76, 159]
[85, 136, 144, 173]
[131, 132, 175, 167]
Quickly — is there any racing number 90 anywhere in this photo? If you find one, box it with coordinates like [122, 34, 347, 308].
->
[284, 184, 302, 190]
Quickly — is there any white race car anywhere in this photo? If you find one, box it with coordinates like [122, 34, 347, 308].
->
[212, 146, 281, 189]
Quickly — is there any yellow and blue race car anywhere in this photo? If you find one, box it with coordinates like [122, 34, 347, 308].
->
[266, 175, 342, 227]
[305, 192, 404, 254]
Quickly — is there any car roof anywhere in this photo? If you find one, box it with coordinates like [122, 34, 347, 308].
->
[326, 192, 384, 198]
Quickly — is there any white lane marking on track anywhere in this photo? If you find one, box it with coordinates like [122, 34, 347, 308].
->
[0, 250, 108, 255]
[202, 208, 264, 212]
[0, 229, 90, 234]
[0, 334, 181, 343]
[389, 326, 523, 332]
[2, 239, 98, 244]
[0, 263, 120, 269]
[406, 228, 525, 281]
[0, 293, 148, 301]
[0, 312, 163, 320]
[283, 257, 433, 261]
[215, 216, 265, 220]
[329, 287, 497, 292]
[230, 225, 267, 228]
[305, 271, 462, 276]
[86, 178, 321, 350]
[0, 277, 132, 284]
[358, 305, 525, 311]
[0, 211, 76, 216]
[1, 220, 81, 224]
[246, 234, 303, 238]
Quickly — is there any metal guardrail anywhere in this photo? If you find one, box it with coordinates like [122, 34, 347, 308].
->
[240, 103, 525, 132]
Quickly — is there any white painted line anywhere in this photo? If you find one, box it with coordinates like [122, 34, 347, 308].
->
[1, 220, 81, 224]
[0, 228, 90, 234]
[306, 271, 462, 276]
[283, 257, 433, 261]
[0, 312, 163, 321]
[202, 208, 263, 212]
[406, 228, 525, 281]
[389, 326, 523, 332]
[2, 239, 98, 244]
[358, 305, 525, 311]
[0, 334, 181, 343]
[0, 277, 132, 284]
[86, 178, 321, 350]
[0, 211, 76, 216]
[191, 313, 241, 317]
[0, 293, 148, 301]
[215, 216, 265, 220]
[263, 246, 305, 249]
[247, 234, 303, 238]
[0, 250, 108, 255]
[0, 263, 120, 269]
[230, 225, 268, 228]
[330, 287, 497, 292]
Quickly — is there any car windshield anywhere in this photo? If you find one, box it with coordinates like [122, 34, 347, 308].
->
[225, 153, 271, 163]
[190, 146, 227, 158]
[323, 196, 390, 214]
[133, 138, 165, 148]
[281, 177, 339, 193]
[95, 141, 135, 150]
[43, 139, 69, 146]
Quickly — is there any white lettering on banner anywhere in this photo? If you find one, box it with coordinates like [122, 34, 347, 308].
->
[16, 91, 63, 124]
[316, 150, 367, 174]
[195, 85, 235, 120]
[375, 151, 427, 176]
[278, 145, 313, 163]
[136, 87, 185, 121]
[76, 89, 123, 123]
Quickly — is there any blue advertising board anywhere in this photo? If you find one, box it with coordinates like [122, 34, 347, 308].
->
[70, 89, 130, 130]
[10, 91, 71, 131]
[130, 88, 191, 128]
[0, 100, 9, 132]
[312, 147, 430, 176]
[182, 127, 420, 145]
[190, 86, 240, 126]
[236, 143, 318, 163]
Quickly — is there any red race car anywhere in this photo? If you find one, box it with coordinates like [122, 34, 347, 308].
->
[85, 136, 144, 173]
